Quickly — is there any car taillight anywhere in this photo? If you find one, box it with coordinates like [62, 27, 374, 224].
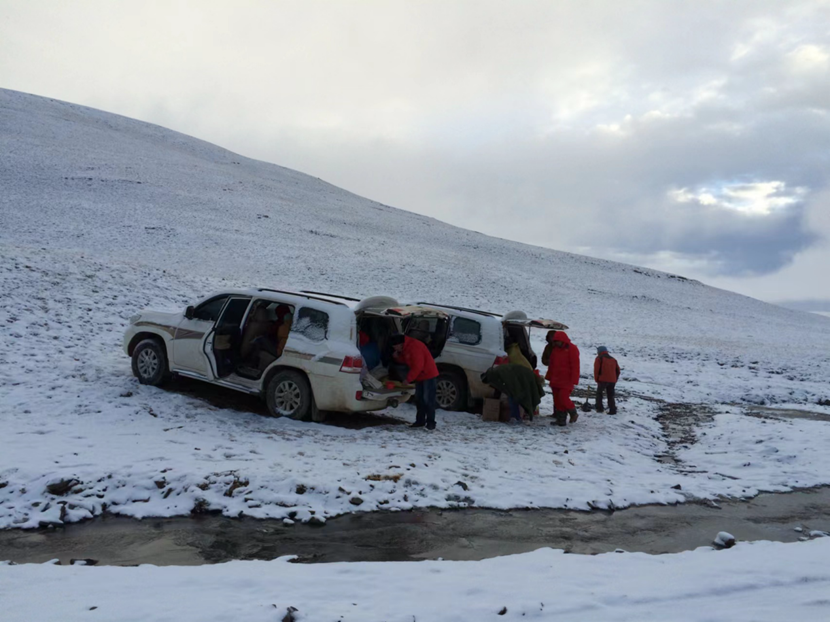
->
[340, 355, 364, 373]
[355, 390, 363, 401]
[494, 355, 509, 366]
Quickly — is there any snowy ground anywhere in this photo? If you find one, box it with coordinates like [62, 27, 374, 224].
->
[3, 539, 830, 621]
[3, 244, 830, 529]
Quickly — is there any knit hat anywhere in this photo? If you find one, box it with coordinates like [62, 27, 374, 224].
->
[597, 346, 608, 354]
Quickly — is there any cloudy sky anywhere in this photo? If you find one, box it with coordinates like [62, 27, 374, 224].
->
[2, 0, 829, 304]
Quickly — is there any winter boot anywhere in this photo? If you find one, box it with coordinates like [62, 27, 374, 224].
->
[552, 411, 567, 427]
[568, 408, 579, 423]
[607, 408, 617, 415]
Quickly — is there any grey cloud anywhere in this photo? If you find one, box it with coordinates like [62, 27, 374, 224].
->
[228, 93, 828, 278]
[627, 204, 817, 276]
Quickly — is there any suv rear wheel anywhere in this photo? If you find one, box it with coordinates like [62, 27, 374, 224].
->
[436, 370, 466, 411]
[266, 370, 312, 420]
[131, 338, 169, 386]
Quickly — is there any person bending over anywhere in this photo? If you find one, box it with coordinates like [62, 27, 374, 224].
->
[390, 333, 439, 430]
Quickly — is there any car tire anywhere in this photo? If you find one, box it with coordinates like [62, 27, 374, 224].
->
[131, 338, 169, 386]
[265, 370, 312, 420]
[436, 370, 466, 411]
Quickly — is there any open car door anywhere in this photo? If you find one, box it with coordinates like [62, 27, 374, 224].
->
[354, 298, 450, 358]
[524, 318, 569, 331]
[202, 296, 253, 380]
[502, 310, 568, 331]
[502, 311, 569, 369]
[390, 306, 451, 358]
[353, 299, 450, 400]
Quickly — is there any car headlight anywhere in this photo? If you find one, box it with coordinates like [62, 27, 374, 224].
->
[129, 314, 141, 324]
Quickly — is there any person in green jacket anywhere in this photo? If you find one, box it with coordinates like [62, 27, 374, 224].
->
[504, 337, 545, 417]
[481, 364, 545, 423]
[506, 341, 533, 370]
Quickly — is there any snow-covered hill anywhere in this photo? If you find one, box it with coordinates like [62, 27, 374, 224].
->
[3, 88, 830, 529]
[2, 87, 828, 405]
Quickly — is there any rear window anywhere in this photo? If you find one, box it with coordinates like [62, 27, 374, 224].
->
[406, 316, 442, 334]
[450, 317, 482, 345]
[293, 307, 329, 341]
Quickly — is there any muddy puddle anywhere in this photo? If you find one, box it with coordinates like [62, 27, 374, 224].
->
[2, 488, 829, 566]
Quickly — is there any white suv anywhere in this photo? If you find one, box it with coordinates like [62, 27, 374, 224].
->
[414, 303, 567, 410]
[123, 289, 418, 420]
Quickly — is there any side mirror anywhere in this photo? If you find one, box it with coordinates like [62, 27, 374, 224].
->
[185, 305, 195, 320]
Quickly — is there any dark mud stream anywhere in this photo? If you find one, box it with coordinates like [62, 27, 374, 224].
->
[2, 488, 829, 566]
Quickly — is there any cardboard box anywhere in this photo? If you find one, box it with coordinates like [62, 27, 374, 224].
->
[481, 398, 501, 422]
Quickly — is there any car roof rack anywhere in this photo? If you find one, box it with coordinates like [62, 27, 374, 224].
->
[415, 302, 502, 318]
[257, 288, 348, 306]
[300, 290, 362, 302]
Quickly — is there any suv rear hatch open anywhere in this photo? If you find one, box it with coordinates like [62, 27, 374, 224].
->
[503, 310, 569, 369]
[354, 297, 450, 392]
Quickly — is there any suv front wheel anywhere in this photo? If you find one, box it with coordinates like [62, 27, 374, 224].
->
[266, 370, 312, 420]
[436, 370, 466, 411]
[131, 339, 169, 386]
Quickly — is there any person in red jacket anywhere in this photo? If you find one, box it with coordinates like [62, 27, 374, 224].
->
[390, 334, 439, 430]
[544, 331, 581, 427]
[594, 346, 621, 414]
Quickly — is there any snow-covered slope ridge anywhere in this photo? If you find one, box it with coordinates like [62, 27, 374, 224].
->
[1, 87, 829, 406]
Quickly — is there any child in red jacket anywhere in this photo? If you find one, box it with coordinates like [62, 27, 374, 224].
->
[594, 346, 621, 414]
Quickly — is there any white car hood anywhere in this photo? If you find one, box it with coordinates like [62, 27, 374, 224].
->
[134, 309, 183, 327]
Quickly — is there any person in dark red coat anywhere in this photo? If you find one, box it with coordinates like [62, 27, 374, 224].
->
[543, 331, 581, 426]
[594, 346, 621, 414]
[390, 334, 439, 430]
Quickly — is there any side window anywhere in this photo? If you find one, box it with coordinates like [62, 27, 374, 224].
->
[194, 296, 229, 322]
[293, 307, 329, 341]
[450, 317, 482, 345]
[217, 297, 251, 328]
[404, 316, 440, 335]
